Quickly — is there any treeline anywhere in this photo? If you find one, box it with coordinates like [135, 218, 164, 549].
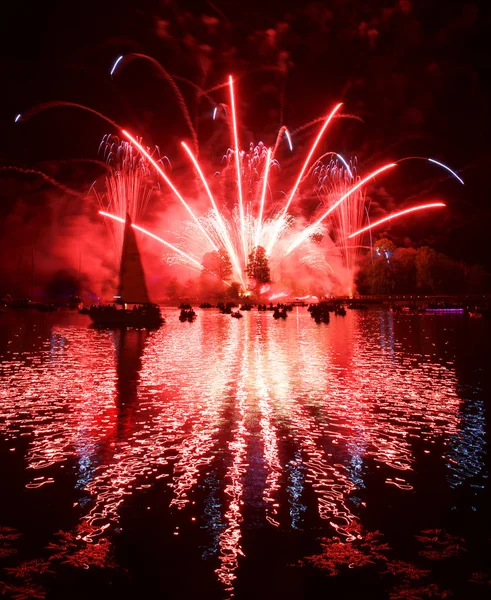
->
[356, 239, 491, 295]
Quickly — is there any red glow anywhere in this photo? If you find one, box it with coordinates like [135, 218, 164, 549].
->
[122, 129, 219, 252]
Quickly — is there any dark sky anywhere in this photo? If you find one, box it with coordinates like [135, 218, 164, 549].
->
[0, 0, 490, 272]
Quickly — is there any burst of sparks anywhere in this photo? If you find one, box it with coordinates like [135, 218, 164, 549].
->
[181, 141, 245, 286]
[347, 202, 447, 239]
[285, 163, 396, 257]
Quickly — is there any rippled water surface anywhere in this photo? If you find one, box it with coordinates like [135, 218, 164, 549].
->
[0, 308, 490, 599]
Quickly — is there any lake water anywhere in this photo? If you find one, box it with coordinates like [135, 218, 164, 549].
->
[0, 308, 490, 599]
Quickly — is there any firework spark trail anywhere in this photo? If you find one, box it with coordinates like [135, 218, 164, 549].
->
[99, 211, 230, 285]
[170, 75, 219, 109]
[272, 126, 293, 157]
[395, 156, 465, 185]
[347, 202, 446, 239]
[18, 101, 122, 130]
[291, 112, 364, 136]
[314, 160, 365, 293]
[284, 163, 396, 257]
[181, 141, 245, 287]
[0, 166, 88, 199]
[255, 148, 272, 248]
[110, 55, 123, 77]
[229, 75, 248, 266]
[427, 159, 464, 185]
[111, 54, 198, 153]
[266, 103, 343, 255]
[282, 103, 343, 216]
[284, 129, 293, 152]
[122, 130, 219, 253]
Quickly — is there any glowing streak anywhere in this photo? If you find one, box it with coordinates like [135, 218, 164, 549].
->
[285, 163, 396, 256]
[336, 154, 353, 178]
[122, 129, 219, 252]
[428, 158, 464, 185]
[284, 128, 293, 151]
[347, 203, 446, 239]
[267, 103, 343, 254]
[110, 55, 124, 77]
[21, 101, 122, 130]
[99, 211, 229, 284]
[181, 141, 245, 287]
[99, 211, 126, 225]
[255, 148, 272, 248]
[14, 114, 21, 123]
[213, 107, 218, 120]
[283, 103, 342, 215]
[229, 75, 248, 265]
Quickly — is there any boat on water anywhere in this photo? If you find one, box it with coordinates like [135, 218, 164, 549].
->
[89, 214, 164, 328]
[179, 308, 196, 322]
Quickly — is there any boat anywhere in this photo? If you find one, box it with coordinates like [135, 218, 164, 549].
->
[231, 310, 243, 318]
[179, 308, 196, 322]
[89, 214, 164, 328]
[273, 307, 287, 319]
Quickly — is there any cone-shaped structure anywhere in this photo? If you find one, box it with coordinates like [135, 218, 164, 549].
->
[118, 213, 150, 304]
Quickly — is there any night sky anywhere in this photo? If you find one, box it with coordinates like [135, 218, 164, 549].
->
[1, 0, 490, 287]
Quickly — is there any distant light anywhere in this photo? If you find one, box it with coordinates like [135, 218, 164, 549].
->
[213, 107, 218, 120]
[14, 114, 21, 123]
[110, 55, 124, 77]
[428, 158, 464, 185]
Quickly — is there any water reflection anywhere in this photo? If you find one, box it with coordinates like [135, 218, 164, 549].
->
[0, 309, 489, 597]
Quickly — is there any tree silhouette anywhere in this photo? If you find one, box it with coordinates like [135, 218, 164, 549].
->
[201, 250, 233, 281]
[246, 246, 271, 285]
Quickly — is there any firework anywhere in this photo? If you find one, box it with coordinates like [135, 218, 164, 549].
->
[347, 203, 447, 239]
[92, 137, 154, 251]
[25, 71, 454, 296]
[427, 159, 464, 185]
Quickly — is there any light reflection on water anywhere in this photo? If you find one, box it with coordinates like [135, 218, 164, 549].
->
[0, 308, 488, 596]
